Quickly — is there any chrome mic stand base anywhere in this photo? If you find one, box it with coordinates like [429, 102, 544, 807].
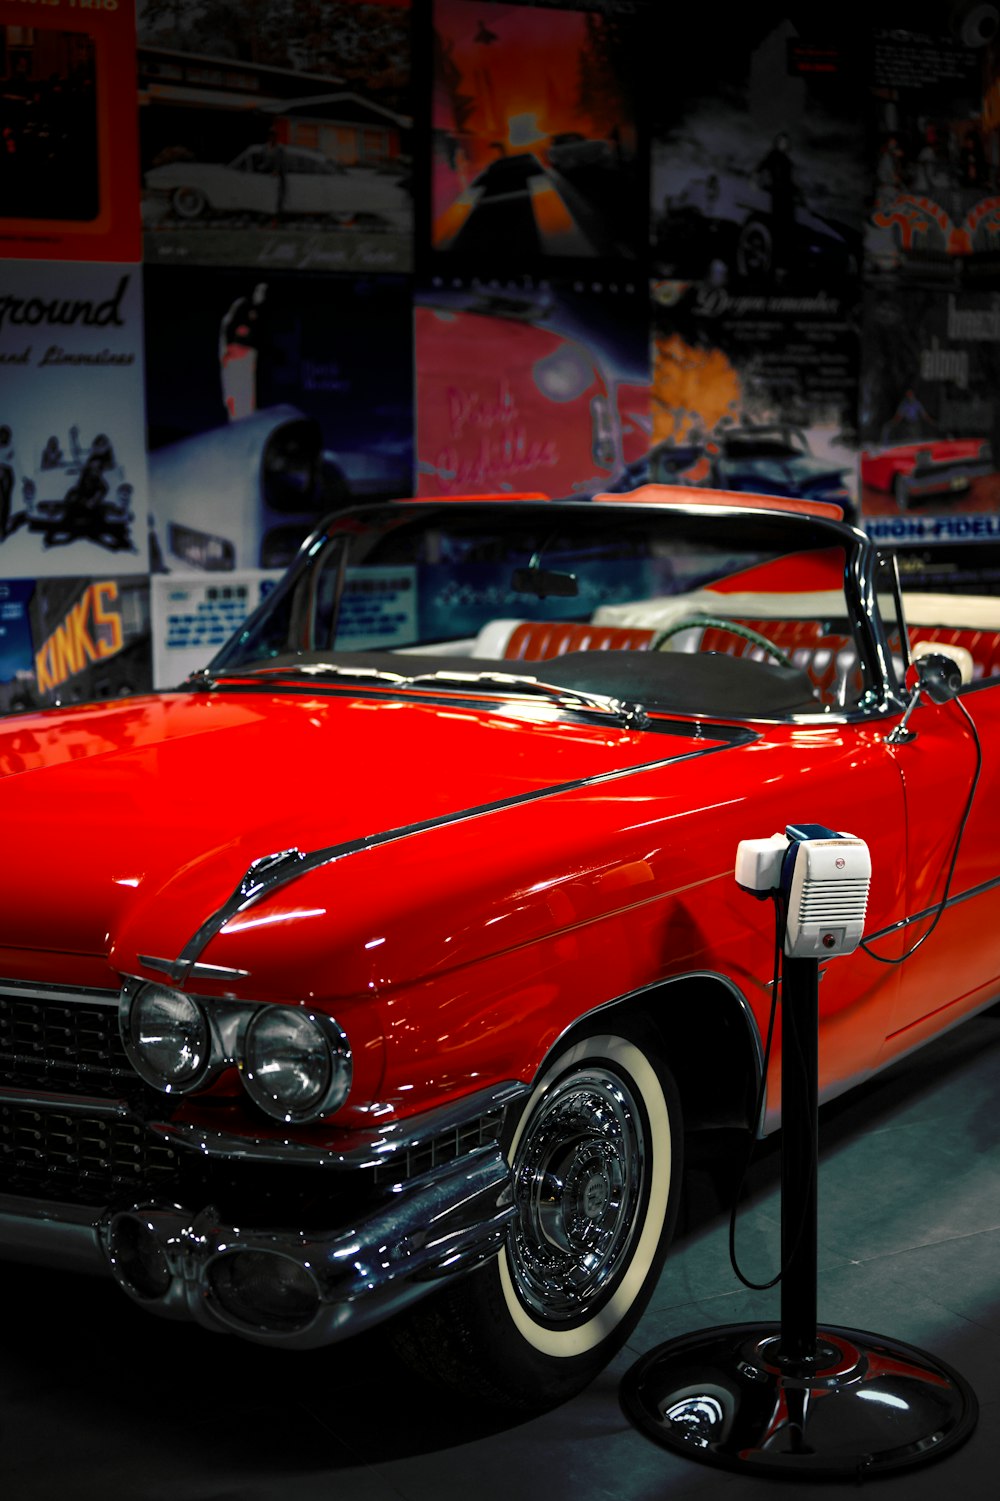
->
[619, 1319, 978, 1482]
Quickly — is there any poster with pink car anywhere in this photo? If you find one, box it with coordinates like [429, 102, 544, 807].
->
[414, 277, 650, 497]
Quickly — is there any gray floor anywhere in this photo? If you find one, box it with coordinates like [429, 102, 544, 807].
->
[5, 1008, 1000, 1500]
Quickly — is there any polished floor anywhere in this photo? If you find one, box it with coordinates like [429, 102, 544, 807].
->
[5, 1007, 1000, 1500]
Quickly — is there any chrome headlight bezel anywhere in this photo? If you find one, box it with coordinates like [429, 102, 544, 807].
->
[119, 978, 354, 1121]
[241, 1006, 353, 1124]
[119, 978, 211, 1094]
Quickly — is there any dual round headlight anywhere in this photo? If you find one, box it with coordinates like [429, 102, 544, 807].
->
[125, 983, 209, 1091]
[242, 1007, 352, 1123]
[121, 982, 352, 1122]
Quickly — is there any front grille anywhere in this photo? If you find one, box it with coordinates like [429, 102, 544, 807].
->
[0, 983, 182, 1205]
[0, 1103, 182, 1206]
[373, 1110, 506, 1187]
[0, 991, 133, 1098]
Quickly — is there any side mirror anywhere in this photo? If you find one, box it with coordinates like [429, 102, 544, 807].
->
[888, 650, 963, 744]
[913, 651, 962, 704]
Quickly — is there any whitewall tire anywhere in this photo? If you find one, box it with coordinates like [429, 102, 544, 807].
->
[391, 1025, 683, 1410]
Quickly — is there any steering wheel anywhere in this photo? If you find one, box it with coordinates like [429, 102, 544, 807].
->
[654, 615, 793, 669]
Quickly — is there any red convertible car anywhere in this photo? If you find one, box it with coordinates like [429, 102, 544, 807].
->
[0, 488, 997, 1411]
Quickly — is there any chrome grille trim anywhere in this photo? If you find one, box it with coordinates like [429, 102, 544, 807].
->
[0, 1088, 130, 1118]
[0, 1100, 183, 1205]
[0, 978, 134, 1098]
[0, 978, 118, 1007]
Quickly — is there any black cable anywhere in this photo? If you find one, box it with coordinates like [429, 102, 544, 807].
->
[860, 695, 982, 965]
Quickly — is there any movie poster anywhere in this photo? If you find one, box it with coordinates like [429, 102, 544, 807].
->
[0, 574, 152, 715]
[150, 570, 281, 687]
[652, 12, 865, 297]
[867, 28, 1000, 284]
[0, 577, 34, 714]
[144, 265, 413, 570]
[0, 261, 149, 578]
[0, 0, 140, 263]
[648, 279, 859, 517]
[860, 287, 1000, 545]
[430, 0, 646, 268]
[138, 0, 414, 272]
[415, 276, 650, 496]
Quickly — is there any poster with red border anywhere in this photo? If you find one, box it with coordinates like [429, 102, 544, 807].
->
[0, 0, 140, 263]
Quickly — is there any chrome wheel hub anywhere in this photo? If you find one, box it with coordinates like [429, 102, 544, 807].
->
[508, 1065, 647, 1323]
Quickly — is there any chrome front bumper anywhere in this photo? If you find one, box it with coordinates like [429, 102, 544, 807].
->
[0, 1142, 516, 1348]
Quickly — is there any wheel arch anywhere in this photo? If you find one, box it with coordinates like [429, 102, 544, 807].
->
[542, 971, 764, 1136]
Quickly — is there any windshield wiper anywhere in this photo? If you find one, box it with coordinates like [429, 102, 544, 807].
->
[195, 662, 650, 729]
[408, 669, 650, 728]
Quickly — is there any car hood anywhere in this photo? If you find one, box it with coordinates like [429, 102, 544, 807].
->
[0, 686, 718, 964]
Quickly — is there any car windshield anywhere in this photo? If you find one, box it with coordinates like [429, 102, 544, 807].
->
[207, 500, 874, 719]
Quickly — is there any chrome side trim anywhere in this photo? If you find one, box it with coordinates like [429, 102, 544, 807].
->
[152, 1080, 528, 1169]
[861, 869, 1000, 946]
[0, 1087, 131, 1118]
[162, 735, 748, 982]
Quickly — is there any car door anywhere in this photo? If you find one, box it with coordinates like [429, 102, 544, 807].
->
[878, 677, 1000, 1048]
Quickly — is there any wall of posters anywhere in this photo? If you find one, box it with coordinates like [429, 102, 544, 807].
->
[6, 8, 1000, 721]
[138, 0, 414, 273]
[0, 261, 149, 578]
[0, 0, 140, 264]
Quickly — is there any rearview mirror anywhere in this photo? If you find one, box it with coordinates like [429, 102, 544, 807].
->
[511, 566, 578, 599]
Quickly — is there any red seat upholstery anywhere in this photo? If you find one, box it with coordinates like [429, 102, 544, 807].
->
[496, 617, 1000, 698]
[498, 616, 857, 703]
[501, 621, 657, 660]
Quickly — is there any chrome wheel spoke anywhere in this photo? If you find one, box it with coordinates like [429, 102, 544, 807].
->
[508, 1066, 647, 1323]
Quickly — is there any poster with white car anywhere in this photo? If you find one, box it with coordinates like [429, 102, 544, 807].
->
[0, 261, 150, 578]
[138, 0, 414, 272]
[144, 265, 413, 572]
